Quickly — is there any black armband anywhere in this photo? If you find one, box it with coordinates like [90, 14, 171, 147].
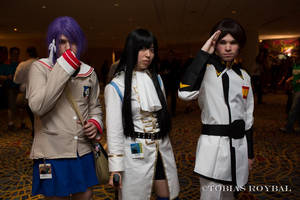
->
[245, 127, 254, 159]
[179, 50, 210, 92]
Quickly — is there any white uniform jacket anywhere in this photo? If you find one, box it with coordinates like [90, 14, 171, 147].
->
[105, 71, 180, 200]
[27, 50, 103, 159]
[178, 50, 254, 187]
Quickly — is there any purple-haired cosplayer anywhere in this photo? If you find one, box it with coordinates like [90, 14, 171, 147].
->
[46, 16, 86, 64]
[27, 16, 103, 199]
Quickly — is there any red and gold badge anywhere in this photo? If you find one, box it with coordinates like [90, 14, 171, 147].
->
[242, 86, 249, 99]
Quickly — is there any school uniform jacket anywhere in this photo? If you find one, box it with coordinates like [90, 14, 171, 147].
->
[27, 50, 103, 159]
[178, 50, 254, 187]
[104, 71, 180, 200]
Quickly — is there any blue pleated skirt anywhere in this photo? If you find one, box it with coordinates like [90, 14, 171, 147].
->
[32, 152, 98, 197]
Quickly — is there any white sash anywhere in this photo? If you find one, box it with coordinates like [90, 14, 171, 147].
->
[136, 71, 162, 112]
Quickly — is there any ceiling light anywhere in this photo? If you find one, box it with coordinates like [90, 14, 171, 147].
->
[42, 5, 46, 9]
[13, 28, 18, 32]
[113, 2, 119, 7]
[259, 39, 263, 43]
[231, 10, 237, 14]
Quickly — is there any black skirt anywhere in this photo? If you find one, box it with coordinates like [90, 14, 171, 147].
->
[154, 152, 166, 180]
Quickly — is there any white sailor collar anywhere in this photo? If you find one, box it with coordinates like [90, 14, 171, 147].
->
[38, 58, 94, 77]
[76, 62, 94, 77]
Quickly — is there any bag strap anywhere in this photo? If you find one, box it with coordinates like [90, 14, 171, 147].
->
[65, 84, 85, 126]
[65, 83, 107, 151]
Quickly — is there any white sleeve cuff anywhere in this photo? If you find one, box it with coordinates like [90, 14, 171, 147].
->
[109, 157, 124, 172]
[56, 50, 80, 75]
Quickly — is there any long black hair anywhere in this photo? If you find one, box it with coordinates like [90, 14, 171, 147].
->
[114, 28, 171, 138]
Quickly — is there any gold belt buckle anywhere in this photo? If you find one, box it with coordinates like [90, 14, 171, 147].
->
[151, 133, 155, 141]
[145, 132, 156, 145]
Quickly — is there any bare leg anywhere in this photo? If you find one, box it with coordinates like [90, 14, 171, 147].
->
[154, 179, 170, 198]
[72, 188, 93, 200]
[200, 177, 234, 200]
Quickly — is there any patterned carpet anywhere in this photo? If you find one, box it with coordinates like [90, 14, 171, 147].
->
[0, 93, 299, 200]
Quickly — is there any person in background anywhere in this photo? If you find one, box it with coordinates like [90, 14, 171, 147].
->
[107, 60, 119, 83]
[251, 50, 265, 104]
[1, 47, 20, 131]
[280, 47, 300, 134]
[27, 16, 103, 199]
[0, 46, 9, 109]
[14, 47, 38, 135]
[278, 57, 294, 114]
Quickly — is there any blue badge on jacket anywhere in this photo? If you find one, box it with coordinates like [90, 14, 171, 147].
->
[83, 86, 91, 98]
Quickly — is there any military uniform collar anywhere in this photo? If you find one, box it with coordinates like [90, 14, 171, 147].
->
[209, 54, 243, 79]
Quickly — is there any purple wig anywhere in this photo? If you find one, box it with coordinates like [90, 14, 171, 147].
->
[46, 16, 86, 63]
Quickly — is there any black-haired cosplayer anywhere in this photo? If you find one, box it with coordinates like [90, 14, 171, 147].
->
[105, 29, 179, 200]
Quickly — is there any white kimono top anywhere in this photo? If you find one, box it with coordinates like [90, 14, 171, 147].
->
[105, 71, 180, 200]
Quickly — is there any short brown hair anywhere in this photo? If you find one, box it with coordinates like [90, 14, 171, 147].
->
[210, 18, 246, 48]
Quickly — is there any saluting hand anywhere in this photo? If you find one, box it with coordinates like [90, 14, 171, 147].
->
[201, 30, 221, 54]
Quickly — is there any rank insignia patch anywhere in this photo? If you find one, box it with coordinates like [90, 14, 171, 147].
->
[242, 86, 249, 99]
[216, 70, 222, 77]
[180, 82, 190, 89]
[83, 86, 91, 98]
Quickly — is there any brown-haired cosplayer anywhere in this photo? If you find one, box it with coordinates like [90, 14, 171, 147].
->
[179, 18, 254, 200]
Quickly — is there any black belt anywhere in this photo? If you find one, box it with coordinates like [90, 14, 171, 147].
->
[130, 132, 162, 140]
[202, 120, 246, 139]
